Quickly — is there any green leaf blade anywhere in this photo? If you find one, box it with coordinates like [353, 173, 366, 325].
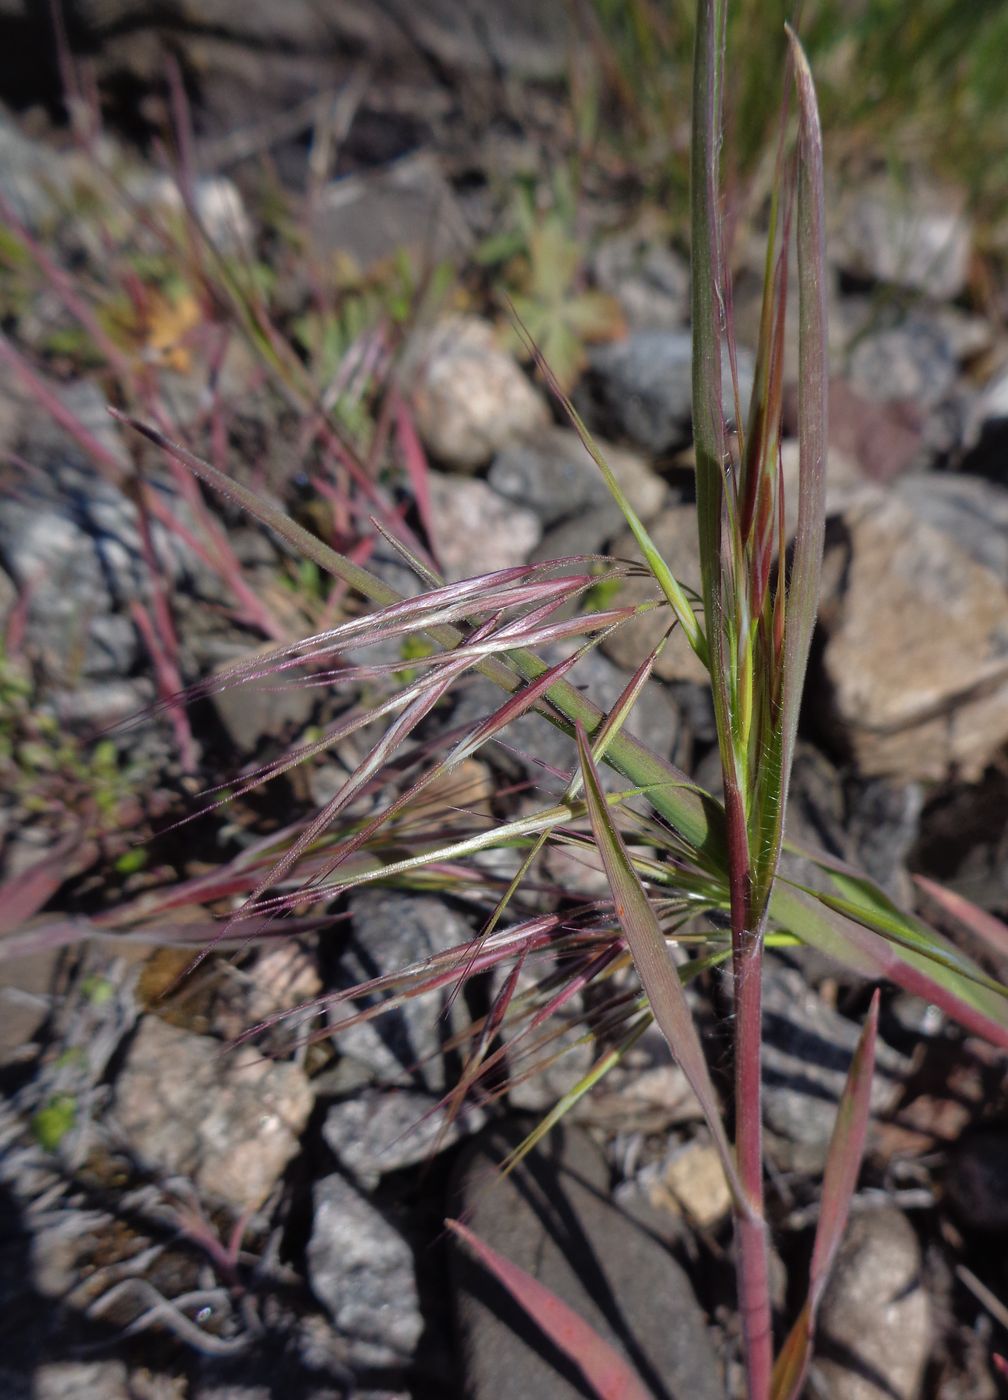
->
[574, 721, 744, 1207]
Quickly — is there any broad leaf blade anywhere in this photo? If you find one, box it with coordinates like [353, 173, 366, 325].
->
[913, 876, 1008, 962]
[771, 882, 1008, 1049]
[779, 26, 828, 804]
[575, 722, 743, 1206]
[810, 988, 879, 1298]
[772, 990, 879, 1400]
[445, 1219, 652, 1400]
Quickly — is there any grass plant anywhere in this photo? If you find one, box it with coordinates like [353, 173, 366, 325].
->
[90, 7, 1008, 1396]
[4, 2, 1008, 1395]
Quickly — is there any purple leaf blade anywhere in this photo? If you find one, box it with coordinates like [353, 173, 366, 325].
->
[771, 881, 1008, 1050]
[913, 875, 1008, 962]
[445, 1219, 652, 1400]
[772, 990, 879, 1400]
[574, 722, 744, 1208]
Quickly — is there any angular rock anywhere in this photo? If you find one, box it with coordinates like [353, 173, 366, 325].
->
[307, 1173, 422, 1367]
[33, 1362, 132, 1400]
[209, 643, 317, 754]
[818, 488, 1008, 780]
[111, 1015, 313, 1210]
[322, 1088, 486, 1191]
[845, 315, 957, 408]
[582, 1022, 701, 1133]
[0, 947, 61, 1069]
[411, 316, 549, 471]
[488, 424, 665, 529]
[811, 1208, 930, 1400]
[602, 505, 708, 684]
[126, 171, 252, 255]
[332, 890, 475, 1092]
[0, 387, 214, 689]
[584, 330, 754, 454]
[311, 152, 471, 273]
[780, 439, 866, 536]
[838, 312, 963, 470]
[780, 743, 922, 909]
[485, 961, 595, 1113]
[832, 177, 971, 300]
[760, 967, 909, 1172]
[846, 313, 958, 410]
[824, 378, 927, 484]
[592, 229, 690, 331]
[895, 472, 1008, 580]
[451, 1121, 724, 1400]
[644, 1139, 733, 1229]
[80, 0, 573, 84]
[0, 111, 102, 232]
[531, 503, 628, 562]
[912, 763, 1008, 917]
[449, 646, 681, 793]
[426, 471, 541, 580]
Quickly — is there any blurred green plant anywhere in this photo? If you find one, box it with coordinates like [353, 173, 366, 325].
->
[0, 643, 143, 828]
[586, 0, 1008, 231]
[479, 173, 625, 391]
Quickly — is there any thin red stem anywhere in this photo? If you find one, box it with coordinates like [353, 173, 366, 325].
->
[725, 779, 773, 1399]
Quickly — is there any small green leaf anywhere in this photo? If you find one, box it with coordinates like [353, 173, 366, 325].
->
[114, 848, 148, 875]
[32, 1095, 76, 1151]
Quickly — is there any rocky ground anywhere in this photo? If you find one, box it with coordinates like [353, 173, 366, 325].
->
[1, 4, 1007, 1398]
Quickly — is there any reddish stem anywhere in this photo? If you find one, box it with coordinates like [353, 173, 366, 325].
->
[725, 779, 773, 1399]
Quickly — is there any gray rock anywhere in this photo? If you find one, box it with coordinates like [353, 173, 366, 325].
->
[0, 111, 92, 231]
[884, 993, 946, 1043]
[832, 177, 971, 300]
[0, 947, 61, 1069]
[760, 967, 910, 1172]
[811, 1208, 930, 1399]
[946, 1129, 1008, 1232]
[847, 315, 958, 409]
[488, 425, 665, 529]
[33, 1361, 132, 1400]
[311, 152, 471, 273]
[46, 677, 155, 732]
[449, 645, 681, 793]
[209, 643, 317, 754]
[818, 487, 1008, 780]
[592, 229, 690, 331]
[308, 1173, 423, 1366]
[322, 1088, 486, 1190]
[531, 503, 628, 563]
[486, 962, 595, 1113]
[451, 1120, 724, 1400]
[895, 473, 1008, 580]
[111, 1015, 313, 1210]
[584, 330, 755, 454]
[842, 313, 962, 469]
[80, 0, 573, 82]
[427, 471, 542, 580]
[0, 388, 214, 688]
[122, 170, 252, 254]
[332, 890, 475, 1091]
[843, 774, 924, 907]
[781, 744, 922, 909]
[411, 316, 549, 472]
